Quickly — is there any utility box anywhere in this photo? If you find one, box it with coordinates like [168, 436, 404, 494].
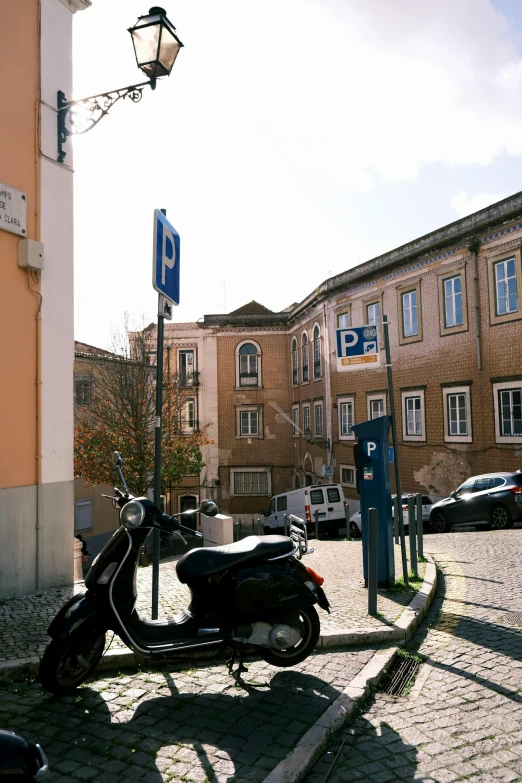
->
[200, 513, 233, 547]
[18, 238, 44, 271]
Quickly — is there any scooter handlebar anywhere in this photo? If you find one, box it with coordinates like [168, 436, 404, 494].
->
[156, 512, 203, 539]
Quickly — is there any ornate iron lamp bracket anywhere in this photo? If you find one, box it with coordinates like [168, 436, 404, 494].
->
[57, 78, 155, 163]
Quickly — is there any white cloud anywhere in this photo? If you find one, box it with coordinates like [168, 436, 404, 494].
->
[450, 190, 505, 217]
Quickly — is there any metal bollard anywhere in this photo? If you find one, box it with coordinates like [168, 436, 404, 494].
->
[408, 496, 418, 578]
[393, 496, 399, 545]
[314, 508, 319, 540]
[416, 493, 424, 559]
[345, 504, 351, 541]
[252, 517, 255, 533]
[284, 513, 288, 536]
[368, 508, 378, 616]
[234, 522, 239, 542]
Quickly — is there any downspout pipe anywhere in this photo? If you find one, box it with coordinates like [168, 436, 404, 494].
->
[468, 241, 482, 371]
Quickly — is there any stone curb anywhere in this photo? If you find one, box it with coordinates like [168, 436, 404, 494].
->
[0, 558, 437, 686]
[261, 557, 438, 783]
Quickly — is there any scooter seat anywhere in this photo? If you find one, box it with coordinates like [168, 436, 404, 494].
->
[176, 535, 293, 583]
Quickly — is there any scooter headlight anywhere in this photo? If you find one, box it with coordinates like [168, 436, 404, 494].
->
[120, 500, 145, 529]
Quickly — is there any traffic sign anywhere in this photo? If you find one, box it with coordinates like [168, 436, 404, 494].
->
[158, 294, 173, 320]
[153, 209, 180, 305]
[336, 326, 380, 371]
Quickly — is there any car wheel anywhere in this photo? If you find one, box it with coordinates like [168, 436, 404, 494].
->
[488, 505, 512, 531]
[430, 511, 449, 534]
[349, 521, 361, 538]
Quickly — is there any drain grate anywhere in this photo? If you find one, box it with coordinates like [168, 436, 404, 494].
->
[503, 612, 522, 626]
[379, 655, 420, 696]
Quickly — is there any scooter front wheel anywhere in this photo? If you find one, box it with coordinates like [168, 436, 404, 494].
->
[39, 630, 106, 696]
[261, 606, 320, 668]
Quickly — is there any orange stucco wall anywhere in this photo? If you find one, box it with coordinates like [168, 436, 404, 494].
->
[0, 0, 40, 489]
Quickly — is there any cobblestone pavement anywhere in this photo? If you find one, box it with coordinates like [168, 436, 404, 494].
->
[0, 647, 376, 782]
[0, 539, 422, 662]
[306, 528, 522, 783]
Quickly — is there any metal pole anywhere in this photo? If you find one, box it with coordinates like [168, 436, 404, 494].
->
[382, 315, 408, 587]
[416, 493, 424, 560]
[393, 496, 399, 545]
[314, 508, 319, 540]
[368, 508, 378, 616]
[345, 503, 351, 541]
[283, 513, 288, 536]
[408, 495, 418, 578]
[252, 517, 255, 534]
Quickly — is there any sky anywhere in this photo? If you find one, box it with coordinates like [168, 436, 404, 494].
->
[73, 0, 522, 349]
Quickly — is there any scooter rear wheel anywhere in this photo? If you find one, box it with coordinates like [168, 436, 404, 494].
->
[261, 606, 320, 667]
[39, 630, 106, 696]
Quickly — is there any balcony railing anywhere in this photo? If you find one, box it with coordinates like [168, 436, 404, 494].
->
[177, 370, 200, 388]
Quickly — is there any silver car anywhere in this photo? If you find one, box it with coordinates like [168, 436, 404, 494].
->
[349, 494, 433, 537]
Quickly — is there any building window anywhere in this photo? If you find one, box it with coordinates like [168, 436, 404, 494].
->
[402, 389, 426, 441]
[240, 410, 259, 436]
[292, 406, 299, 436]
[295, 474, 301, 489]
[368, 395, 386, 420]
[401, 290, 418, 337]
[442, 386, 472, 443]
[302, 333, 309, 382]
[366, 301, 380, 325]
[75, 499, 92, 532]
[74, 374, 93, 407]
[338, 397, 355, 439]
[178, 350, 195, 386]
[493, 381, 522, 443]
[337, 312, 350, 329]
[314, 402, 323, 436]
[181, 398, 196, 432]
[303, 405, 311, 436]
[291, 337, 298, 385]
[231, 469, 271, 496]
[494, 258, 519, 316]
[313, 324, 321, 379]
[340, 465, 356, 488]
[443, 276, 463, 327]
[487, 249, 522, 326]
[237, 342, 259, 386]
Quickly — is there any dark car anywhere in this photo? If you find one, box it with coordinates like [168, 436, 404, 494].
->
[429, 472, 522, 533]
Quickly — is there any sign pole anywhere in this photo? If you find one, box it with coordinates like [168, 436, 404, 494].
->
[151, 207, 167, 620]
[382, 315, 409, 586]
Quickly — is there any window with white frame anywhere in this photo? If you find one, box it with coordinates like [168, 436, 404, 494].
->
[313, 325, 321, 378]
[340, 465, 356, 488]
[314, 402, 323, 436]
[75, 499, 93, 532]
[494, 258, 519, 316]
[303, 405, 311, 436]
[401, 290, 418, 337]
[292, 406, 299, 436]
[443, 276, 463, 328]
[231, 468, 271, 496]
[291, 338, 298, 385]
[493, 381, 522, 443]
[301, 333, 309, 382]
[337, 312, 350, 329]
[442, 386, 472, 443]
[402, 389, 426, 441]
[181, 398, 196, 432]
[178, 350, 195, 386]
[237, 407, 261, 437]
[366, 301, 380, 325]
[367, 394, 385, 420]
[237, 342, 260, 387]
[74, 374, 93, 406]
[338, 397, 355, 439]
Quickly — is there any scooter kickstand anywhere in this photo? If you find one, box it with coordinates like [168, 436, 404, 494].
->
[227, 651, 248, 685]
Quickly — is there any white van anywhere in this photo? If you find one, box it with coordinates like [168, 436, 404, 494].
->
[261, 485, 347, 537]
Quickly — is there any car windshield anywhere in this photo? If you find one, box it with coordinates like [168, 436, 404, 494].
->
[454, 481, 475, 497]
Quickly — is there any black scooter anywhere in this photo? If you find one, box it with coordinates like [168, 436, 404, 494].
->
[40, 453, 330, 695]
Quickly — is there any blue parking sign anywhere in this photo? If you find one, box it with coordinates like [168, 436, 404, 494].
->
[153, 209, 180, 305]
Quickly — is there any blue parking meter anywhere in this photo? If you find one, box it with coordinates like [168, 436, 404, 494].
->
[352, 416, 394, 588]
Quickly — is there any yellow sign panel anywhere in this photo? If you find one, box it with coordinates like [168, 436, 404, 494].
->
[340, 355, 379, 367]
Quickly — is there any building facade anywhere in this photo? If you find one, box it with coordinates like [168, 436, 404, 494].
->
[0, 0, 90, 598]
[156, 193, 522, 517]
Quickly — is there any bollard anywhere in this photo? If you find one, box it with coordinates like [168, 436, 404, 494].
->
[283, 514, 288, 536]
[345, 503, 351, 541]
[408, 496, 418, 578]
[416, 493, 424, 559]
[258, 518, 263, 536]
[368, 508, 378, 616]
[73, 538, 83, 582]
[252, 517, 255, 533]
[393, 496, 399, 545]
[314, 508, 319, 540]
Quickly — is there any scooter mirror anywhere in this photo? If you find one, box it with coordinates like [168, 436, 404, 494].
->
[112, 452, 123, 468]
[199, 499, 218, 517]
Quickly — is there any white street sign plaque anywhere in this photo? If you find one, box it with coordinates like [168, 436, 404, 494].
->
[158, 294, 173, 320]
[0, 182, 27, 237]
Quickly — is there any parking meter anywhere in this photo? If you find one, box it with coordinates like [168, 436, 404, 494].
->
[352, 416, 394, 588]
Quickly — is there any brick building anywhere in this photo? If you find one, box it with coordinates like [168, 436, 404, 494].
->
[146, 192, 522, 516]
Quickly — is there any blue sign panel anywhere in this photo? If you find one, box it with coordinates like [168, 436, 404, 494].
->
[335, 326, 380, 371]
[153, 209, 180, 305]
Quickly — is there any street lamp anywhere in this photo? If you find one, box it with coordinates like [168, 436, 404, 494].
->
[57, 6, 183, 163]
[304, 429, 330, 450]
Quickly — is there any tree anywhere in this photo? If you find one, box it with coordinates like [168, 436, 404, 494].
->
[74, 320, 213, 496]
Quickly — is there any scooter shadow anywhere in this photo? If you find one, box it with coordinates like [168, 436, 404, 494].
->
[55, 667, 342, 782]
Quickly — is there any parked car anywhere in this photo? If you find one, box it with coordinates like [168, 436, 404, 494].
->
[261, 484, 347, 537]
[349, 494, 434, 538]
[429, 472, 522, 533]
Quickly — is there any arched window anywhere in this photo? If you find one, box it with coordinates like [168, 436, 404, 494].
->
[301, 333, 309, 382]
[295, 474, 301, 489]
[236, 341, 261, 387]
[291, 338, 298, 385]
[313, 324, 321, 378]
